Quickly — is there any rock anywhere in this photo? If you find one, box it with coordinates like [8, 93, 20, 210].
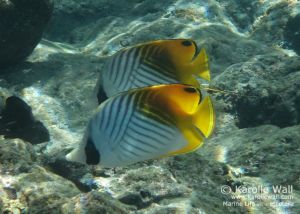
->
[191, 24, 274, 75]
[0, 137, 82, 213]
[167, 154, 248, 214]
[216, 0, 262, 31]
[0, 138, 36, 212]
[95, 165, 192, 210]
[201, 125, 300, 214]
[0, 96, 4, 113]
[18, 166, 81, 214]
[0, 96, 50, 144]
[61, 191, 135, 214]
[212, 54, 300, 128]
[208, 125, 300, 187]
[45, 0, 175, 43]
[43, 156, 94, 192]
[0, 138, 36, 174]
[136, 205, 202, 214]
[0, 0, 53, 68]
[250, 1, 292, 45]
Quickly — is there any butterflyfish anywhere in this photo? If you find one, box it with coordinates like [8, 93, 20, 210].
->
[96, 39, 210, 103]
[66, 84, 215, 168]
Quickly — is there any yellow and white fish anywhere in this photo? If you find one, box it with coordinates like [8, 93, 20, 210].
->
[67, 84, 215, 167]
[97, 39, 210, 103]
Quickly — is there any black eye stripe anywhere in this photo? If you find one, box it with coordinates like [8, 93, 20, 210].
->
[184, 87, 197, 93]
[181, 40, 192, 46]
[85, 138, 100, 165]
[183, 87, 202, 103]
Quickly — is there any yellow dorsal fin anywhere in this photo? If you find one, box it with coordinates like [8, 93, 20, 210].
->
[193, 96, 215, 138]
[191, 48, 210, 81]
[165, 127, 204, 156]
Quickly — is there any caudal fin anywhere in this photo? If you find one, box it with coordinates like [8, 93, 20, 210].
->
[191, 48, 210, 81]
[192, 96, 215, 138]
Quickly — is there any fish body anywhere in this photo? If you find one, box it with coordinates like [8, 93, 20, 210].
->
[97, 39, 210, 103]
[67, 84, 215, 168]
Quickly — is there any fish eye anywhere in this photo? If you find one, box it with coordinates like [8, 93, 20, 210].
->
[181, 40, 192, 46]
[184, 87, 197, 93]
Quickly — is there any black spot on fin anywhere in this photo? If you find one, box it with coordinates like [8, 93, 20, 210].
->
[85, 138, 100, 165]
[97, 85, 108, 104]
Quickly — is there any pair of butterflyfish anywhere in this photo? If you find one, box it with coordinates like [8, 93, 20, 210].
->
[96, 39, 210, 103]
[66, 39, 215, 167]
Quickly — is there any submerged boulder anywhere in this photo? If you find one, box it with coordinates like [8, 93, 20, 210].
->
[0, 0, 53, 68]
[0, 138, 36, 174]
[200, 125, 300, 214]
[17, 167, 81, 214]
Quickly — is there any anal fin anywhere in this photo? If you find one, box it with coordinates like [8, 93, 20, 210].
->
[166, 126, 204, 156]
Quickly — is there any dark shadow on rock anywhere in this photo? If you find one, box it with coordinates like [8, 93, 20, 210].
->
[43, 155, 94, 193]
[212, 54, 300, 128]
[0, 96, 50, 144]
[284, 13, 300, 55]
[0, 53, 66, 90]
[118, 190, 170, 210]
[235, 92, 297, 128]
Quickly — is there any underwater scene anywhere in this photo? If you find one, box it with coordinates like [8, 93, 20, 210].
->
[0, 0, 300, 213]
